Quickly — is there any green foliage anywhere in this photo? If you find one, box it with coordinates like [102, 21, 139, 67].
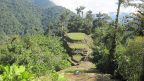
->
[92, 11, 144, 80]
[33, 0, 55, 8]
[0, 35, 71, 75]
[50, 72, 67, 81]
[0, 64, 33, 81]
[67, 14, 93, 35]
[0, 0, 143, 80]
[0, 0, 43, 37]
[68, 16, 85, 33]
[42, 7, 73, 36]
[116, 37, 144, 81]
[93, 25, 114, 73]
[93, 26, 114, 48]
[0, 0, 73, 40]
[93, 12, 111, 29]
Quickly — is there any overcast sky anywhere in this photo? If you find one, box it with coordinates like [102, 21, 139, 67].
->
[50, 0, 136, 14]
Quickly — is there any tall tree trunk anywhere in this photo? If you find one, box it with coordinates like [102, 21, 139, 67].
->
[115, 0, 121, 29]
[108, 0, 122, 75]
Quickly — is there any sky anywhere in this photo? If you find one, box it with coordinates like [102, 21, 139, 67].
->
[50, 0, 136, 14]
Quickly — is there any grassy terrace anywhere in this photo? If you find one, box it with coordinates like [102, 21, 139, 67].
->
[68, 43, 88, 49]
[66, 33, 86, 41]
[72, 54, 82, 62]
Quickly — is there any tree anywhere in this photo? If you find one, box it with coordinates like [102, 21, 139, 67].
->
[93, 12, 111, 30]
[123, 0, 144, 36]
[108, 0, 123, 75]
[67, 16, 85, 32]
[85, 10, 93, 34]
[44, 22, 53, 35]
[76, 6, 85, 17]
[86, 10, 93, 21]
[116, 37, 144, 81]
[132, 0, 144, 36]
[59, 11, 70, 36]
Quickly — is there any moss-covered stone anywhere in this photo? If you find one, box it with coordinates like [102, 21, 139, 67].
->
[64, 32, 93, 64]
[72, 54, 83, 62]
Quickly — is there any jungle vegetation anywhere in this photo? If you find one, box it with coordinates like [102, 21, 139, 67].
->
[0, 0, 143, 81]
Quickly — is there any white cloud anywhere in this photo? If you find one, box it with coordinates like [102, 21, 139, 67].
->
[50, 0, 136, 14]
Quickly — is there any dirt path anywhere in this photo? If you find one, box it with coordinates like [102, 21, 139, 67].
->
[59, 61, 96, 72]
[37, 61, 119, 81]
[64, 73, 96, 81]
[59, 61, 98, 81]
[59, 61, 119, 81]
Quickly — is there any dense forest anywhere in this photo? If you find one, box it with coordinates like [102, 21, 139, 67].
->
[0, 0, 73, 42]
[0, 0, 144, 81]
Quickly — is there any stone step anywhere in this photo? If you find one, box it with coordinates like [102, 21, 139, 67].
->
[68, 57, 79, 65]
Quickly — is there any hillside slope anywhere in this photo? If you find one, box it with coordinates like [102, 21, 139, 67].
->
[0, 0, 73, 41]
[0, 0, 42, 37]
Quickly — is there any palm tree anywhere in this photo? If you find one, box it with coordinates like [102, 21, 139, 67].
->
[79, 6, 85, 17]
[124, 0, 144, 35]
[109, 0, 144, 75]
[76, 8, 81, 16]
[76, 6, 85, 17]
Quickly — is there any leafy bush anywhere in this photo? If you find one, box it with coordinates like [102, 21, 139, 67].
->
[116, 37, 144, 81]
[0, 64, 33, 81]
[0, 35, 71, 75]
[92, 26, 114, 73]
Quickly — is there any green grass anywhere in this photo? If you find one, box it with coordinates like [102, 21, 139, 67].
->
[69, 43, 87, 49]
[66, 33, 86, 41]
[0, 44, 7, 49]
[72, 54, 82, 62]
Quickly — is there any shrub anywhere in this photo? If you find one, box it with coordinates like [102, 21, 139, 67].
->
[116, 37, 144, 81]
[0, 64, 33, 81]
[93, 26, 114, 73]
[0, 35, 71, 75]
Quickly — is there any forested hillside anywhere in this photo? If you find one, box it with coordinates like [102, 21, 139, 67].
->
[0, 0, 42, 36]
[0, 0, 73, 42]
